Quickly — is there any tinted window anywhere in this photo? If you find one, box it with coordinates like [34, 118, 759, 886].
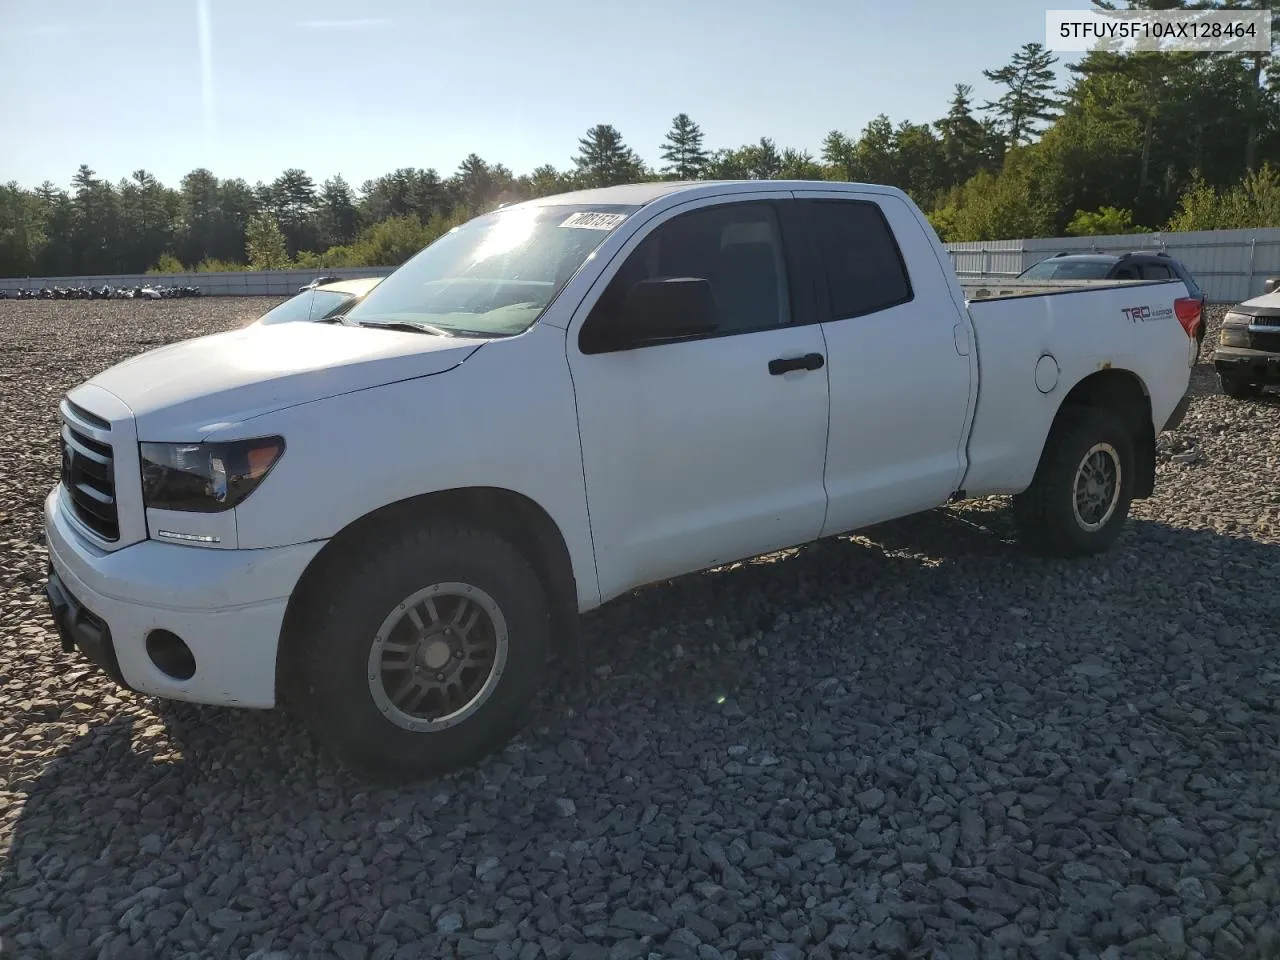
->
[1019, 259, 1116, 280]
[1177, 265, 1202, 297]
[1017, 259, 1063, 280]
[807, 200, 911, 318]
[589, 201, 792, 339]
[257, 289, 352, 325]
[1141, 263, 1173, 280]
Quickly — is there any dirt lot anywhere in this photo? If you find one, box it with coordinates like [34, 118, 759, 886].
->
[0, 299, 1277, 960]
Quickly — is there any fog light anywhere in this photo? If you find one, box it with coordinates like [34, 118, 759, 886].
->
[146, 629, 196, 681]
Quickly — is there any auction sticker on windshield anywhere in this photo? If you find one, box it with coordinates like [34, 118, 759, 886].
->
[560, 211, 630, 230]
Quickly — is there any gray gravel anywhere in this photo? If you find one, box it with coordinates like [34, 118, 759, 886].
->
[1, 300, 1278, 960]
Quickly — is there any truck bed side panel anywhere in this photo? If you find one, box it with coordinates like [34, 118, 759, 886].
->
[962, 283, 1193, 496]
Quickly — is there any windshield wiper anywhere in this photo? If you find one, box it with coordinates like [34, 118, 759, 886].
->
[354, 319, 460, 337]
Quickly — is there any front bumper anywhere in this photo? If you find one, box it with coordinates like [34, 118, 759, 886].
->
[1214, 345, 1280, 385]
[43, 486, 325, 708]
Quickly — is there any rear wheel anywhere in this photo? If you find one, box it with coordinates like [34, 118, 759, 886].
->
[1012, 407, 1135, 557]
[1219, 371, 1261, 400]
[285, 520, 550, 780]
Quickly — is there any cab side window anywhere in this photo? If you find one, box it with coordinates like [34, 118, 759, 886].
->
[580, 201, 792, 351]
[805, 198, 913, 321]
[1141, 263, 1174, 281]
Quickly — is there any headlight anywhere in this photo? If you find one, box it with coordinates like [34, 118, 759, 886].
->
[140, 437, 285, 513]
[1219, 313, 1251, 347]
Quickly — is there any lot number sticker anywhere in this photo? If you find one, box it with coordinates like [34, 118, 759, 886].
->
[560, 211, 629, 230]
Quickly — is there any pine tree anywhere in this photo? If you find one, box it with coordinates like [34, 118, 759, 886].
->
[659, 113, 709, 179]
[270, 168, 317, 256]
[453, 154, 493, 213]
[821, 131, 859, 180]
[245, 213, 290, 269]
[934, 84, 989, 187]
[746, 137, 783, 179]
[981, 42, 1061, 148]
[573, 124, 644, 188]
[318, 176, 359, 248]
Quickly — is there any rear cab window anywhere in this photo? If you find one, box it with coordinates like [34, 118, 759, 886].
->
[802, 198, 913, 320]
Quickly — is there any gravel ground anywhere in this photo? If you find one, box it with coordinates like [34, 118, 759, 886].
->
[0, 299, 1277, 960]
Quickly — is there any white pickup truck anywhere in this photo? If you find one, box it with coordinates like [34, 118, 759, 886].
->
[44, 180, 1201, 778]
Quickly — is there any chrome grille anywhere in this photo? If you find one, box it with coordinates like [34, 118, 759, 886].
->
[1251, 328, 1280, 352]
[60, 401, 118, 541]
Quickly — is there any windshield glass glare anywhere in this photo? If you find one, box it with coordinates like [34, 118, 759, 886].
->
[343, 203, 641, 336]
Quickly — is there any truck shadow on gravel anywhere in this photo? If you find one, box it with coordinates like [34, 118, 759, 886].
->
[3, 504, 1278, 958]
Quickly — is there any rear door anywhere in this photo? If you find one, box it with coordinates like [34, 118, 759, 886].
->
[794, 191, 976, 537]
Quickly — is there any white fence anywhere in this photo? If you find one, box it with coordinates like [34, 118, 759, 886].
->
[948, 228, 1280, 304]
[3, 228, 1279, 304]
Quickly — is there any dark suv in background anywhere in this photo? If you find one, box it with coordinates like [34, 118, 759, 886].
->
[1017, 252, 1209, 354]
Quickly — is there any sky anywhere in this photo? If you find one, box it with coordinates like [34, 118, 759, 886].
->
[1, 0, 1093, 191]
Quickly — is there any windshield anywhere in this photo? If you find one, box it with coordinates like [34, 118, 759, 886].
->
[342, 203, 641, 337]
[1018, 259, 1115, 280]
[258, 289, 354, 325]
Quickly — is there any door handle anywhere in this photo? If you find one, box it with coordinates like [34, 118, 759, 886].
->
[768, 353, 825, 375]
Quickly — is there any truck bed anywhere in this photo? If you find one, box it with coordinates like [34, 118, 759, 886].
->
[958, 277, 1195, 496]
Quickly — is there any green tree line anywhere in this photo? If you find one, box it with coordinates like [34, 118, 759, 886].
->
[1, 0, 1277, 278]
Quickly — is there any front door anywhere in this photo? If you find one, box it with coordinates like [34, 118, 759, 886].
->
[566, 194, 831, 602]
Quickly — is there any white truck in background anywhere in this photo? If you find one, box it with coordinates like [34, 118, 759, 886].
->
[43, 179, 1201, 779]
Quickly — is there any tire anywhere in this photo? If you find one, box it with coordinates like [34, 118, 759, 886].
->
[284, 520, 551, 780]
[1219, 372, 1261, 400]
[1012, 407, 1135, 558]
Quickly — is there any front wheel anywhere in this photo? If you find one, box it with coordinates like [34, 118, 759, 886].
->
[1012, 407, 1135, 557]
[285, 520, 551, 780]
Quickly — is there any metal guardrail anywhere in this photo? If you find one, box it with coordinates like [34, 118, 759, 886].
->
[0, 267, 396, 298]
[4, 229, 1279, 305]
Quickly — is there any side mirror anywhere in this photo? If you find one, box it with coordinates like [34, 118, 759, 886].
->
[609, 277, 718, 347]
[1264, 277, 1279, 295]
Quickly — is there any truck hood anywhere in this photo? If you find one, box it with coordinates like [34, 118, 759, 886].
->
[85, 321, 484, 439]
[1234, 289, 1280, 315]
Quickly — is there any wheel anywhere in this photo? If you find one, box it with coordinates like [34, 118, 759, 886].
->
[1012, 407, 1135, 558]
[284, 520, 551, 780]
[1218, 372, 1261, 400]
